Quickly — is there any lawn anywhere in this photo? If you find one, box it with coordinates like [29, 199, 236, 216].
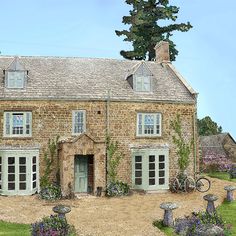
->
[207, 171, 236, 182]
[0, 220, 30, 236]
[218, 200, 236, 235]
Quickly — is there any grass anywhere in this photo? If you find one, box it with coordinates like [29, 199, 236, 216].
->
[218, 200, 236, 235]
[0, 220, 30, 236]
[153, 220, 177, 236]
[207, 171, 236, 182]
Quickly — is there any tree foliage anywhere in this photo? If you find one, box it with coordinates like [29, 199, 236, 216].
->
[198, 116, 222, 136]
[171, 114, 193, 172]
[116, 0, 192, 61]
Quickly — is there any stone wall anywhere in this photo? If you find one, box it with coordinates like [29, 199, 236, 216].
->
[0, 100, 197, 192]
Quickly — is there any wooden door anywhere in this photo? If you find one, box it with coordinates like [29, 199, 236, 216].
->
[74, 156, 88, 192]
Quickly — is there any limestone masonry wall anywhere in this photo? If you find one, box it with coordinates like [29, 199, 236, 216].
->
[0, 100, 197, 186]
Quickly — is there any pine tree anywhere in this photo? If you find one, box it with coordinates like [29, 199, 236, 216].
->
[116, 0, 192, 61]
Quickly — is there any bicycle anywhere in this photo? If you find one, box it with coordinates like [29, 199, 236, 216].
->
[169, 171, 211, 193]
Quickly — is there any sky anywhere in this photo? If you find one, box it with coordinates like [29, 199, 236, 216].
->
[0, 0, 235, 139]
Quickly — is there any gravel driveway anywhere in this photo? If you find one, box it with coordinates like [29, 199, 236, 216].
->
[0, 177, 233, 236]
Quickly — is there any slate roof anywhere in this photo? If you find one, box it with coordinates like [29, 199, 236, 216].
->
[0, 56, 196, 102]
[200, 133, 235, 157]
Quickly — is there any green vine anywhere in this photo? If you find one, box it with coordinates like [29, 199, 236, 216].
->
[106, 134, 123, 183]
[170, 114, 193, 173]
[40, 136, 59, 188]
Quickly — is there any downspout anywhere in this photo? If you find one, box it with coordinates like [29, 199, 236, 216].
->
[105, 90, 111, 186]
[193, 94, 198, 174]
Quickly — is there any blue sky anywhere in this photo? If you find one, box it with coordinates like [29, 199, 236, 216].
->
[0, 0, 235, 138]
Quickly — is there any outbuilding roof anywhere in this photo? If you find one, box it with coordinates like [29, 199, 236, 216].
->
[0, 56, 196, 102]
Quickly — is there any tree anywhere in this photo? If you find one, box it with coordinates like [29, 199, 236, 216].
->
[198, 116, 222, 136]
[116, 0, 192, 61]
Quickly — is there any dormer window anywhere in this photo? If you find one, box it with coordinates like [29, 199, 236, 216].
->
[7, 71, 25, 88]
[4, 57, 27, 89]
[135, 76, 151, 92]
[126, 62, 153, 92]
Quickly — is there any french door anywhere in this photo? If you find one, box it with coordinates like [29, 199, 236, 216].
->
[132, 149, 169, 191]
[0, 150, 39, 195]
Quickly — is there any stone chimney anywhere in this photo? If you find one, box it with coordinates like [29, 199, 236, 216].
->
[154, 41, 170, 63]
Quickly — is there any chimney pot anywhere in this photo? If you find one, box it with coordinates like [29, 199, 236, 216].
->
[154, 41, 170, 63]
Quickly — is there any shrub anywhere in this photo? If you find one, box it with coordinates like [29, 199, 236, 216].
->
[202, 152, 232, 172]
[174, 211, 232, 236]
[31, 214, 76, 236]
[106, 181, 130, 197]
[39, 183, 62, 200]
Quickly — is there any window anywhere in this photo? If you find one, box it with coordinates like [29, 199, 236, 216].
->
[137, 113, 161, 136]
[72, 110, 86, 135]
[4, 112, 32, 137]
[0, 150, 39, 195]
[135, 76, 151, 92]
[6, 71, 25, 89]
[132, 149, 169, 191]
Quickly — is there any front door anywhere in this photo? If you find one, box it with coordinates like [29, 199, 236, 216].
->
[74, 156, 88, 192]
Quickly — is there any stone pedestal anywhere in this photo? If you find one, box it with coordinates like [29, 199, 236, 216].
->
[203, 194, 218, 214]
[224, 185, 236, 202]
[160, 202, 178, 227]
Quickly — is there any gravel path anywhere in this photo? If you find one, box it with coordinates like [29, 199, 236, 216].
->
[0, 177, 233, 236]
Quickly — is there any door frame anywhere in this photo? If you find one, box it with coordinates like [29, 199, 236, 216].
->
[131, 148, 169, 191]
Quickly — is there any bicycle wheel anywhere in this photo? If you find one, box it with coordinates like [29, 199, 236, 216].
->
[184, 177, 195, 192]
[169, 178, 180, 193]
[196, 177, 211, 192]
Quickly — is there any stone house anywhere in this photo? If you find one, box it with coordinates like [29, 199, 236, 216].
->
[200, 133, 236, 162]
[0, 41, 198, 196]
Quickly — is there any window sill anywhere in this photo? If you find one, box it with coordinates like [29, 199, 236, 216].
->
[2, 137, 33, 140]
[135, 135, 162, 139]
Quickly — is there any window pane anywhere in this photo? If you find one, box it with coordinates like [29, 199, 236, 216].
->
[149, 155, 155, 162]
[135, 163, 142, 169]
[33, 181, 36, 188]
[143, 77, 150, 91]
[33, 156, 36, 164]
[8, 183, 15, 190]
[8, 166, 15, 173]
[135, 171, 142, 177]
[7, 71, 24, 88]
[159, 163, 165, 169]
[19, 183, 26, 190]
[159, 170, 165, 177]
[8, 157, 15, 165]
[135, 178, 142, 185]
[20, 166, 26, 173]
[8, 174, 15, 181]
[149, 179, 155, 185]
[149, 171, 155, 177]
[159, 155, 165, 162]
[149, 163, 155, 170]
[33, 173, 37, 181]
[74, 111, 85, 134]
[159, 178, 165, 185]
[144, 115, 154, 134]
[20, 174, 26, 181]
[0, 156, 1, 164]
[32, 165, 36, 172]
[135, 156, 142, 162]
[19, 157, 26, 164]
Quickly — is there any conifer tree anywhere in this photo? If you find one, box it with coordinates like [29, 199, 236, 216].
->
[116, 0, 192, 61]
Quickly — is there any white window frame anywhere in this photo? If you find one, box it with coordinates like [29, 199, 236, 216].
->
[0, 149, 39, 195]
[136, 113, 162, 137]
[135, 75, 151, 92]
[3, 112, 32, 138]
[132, 148, 169, 191]
[72, 110, 86, 135]
[6, 71, 25, 89]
